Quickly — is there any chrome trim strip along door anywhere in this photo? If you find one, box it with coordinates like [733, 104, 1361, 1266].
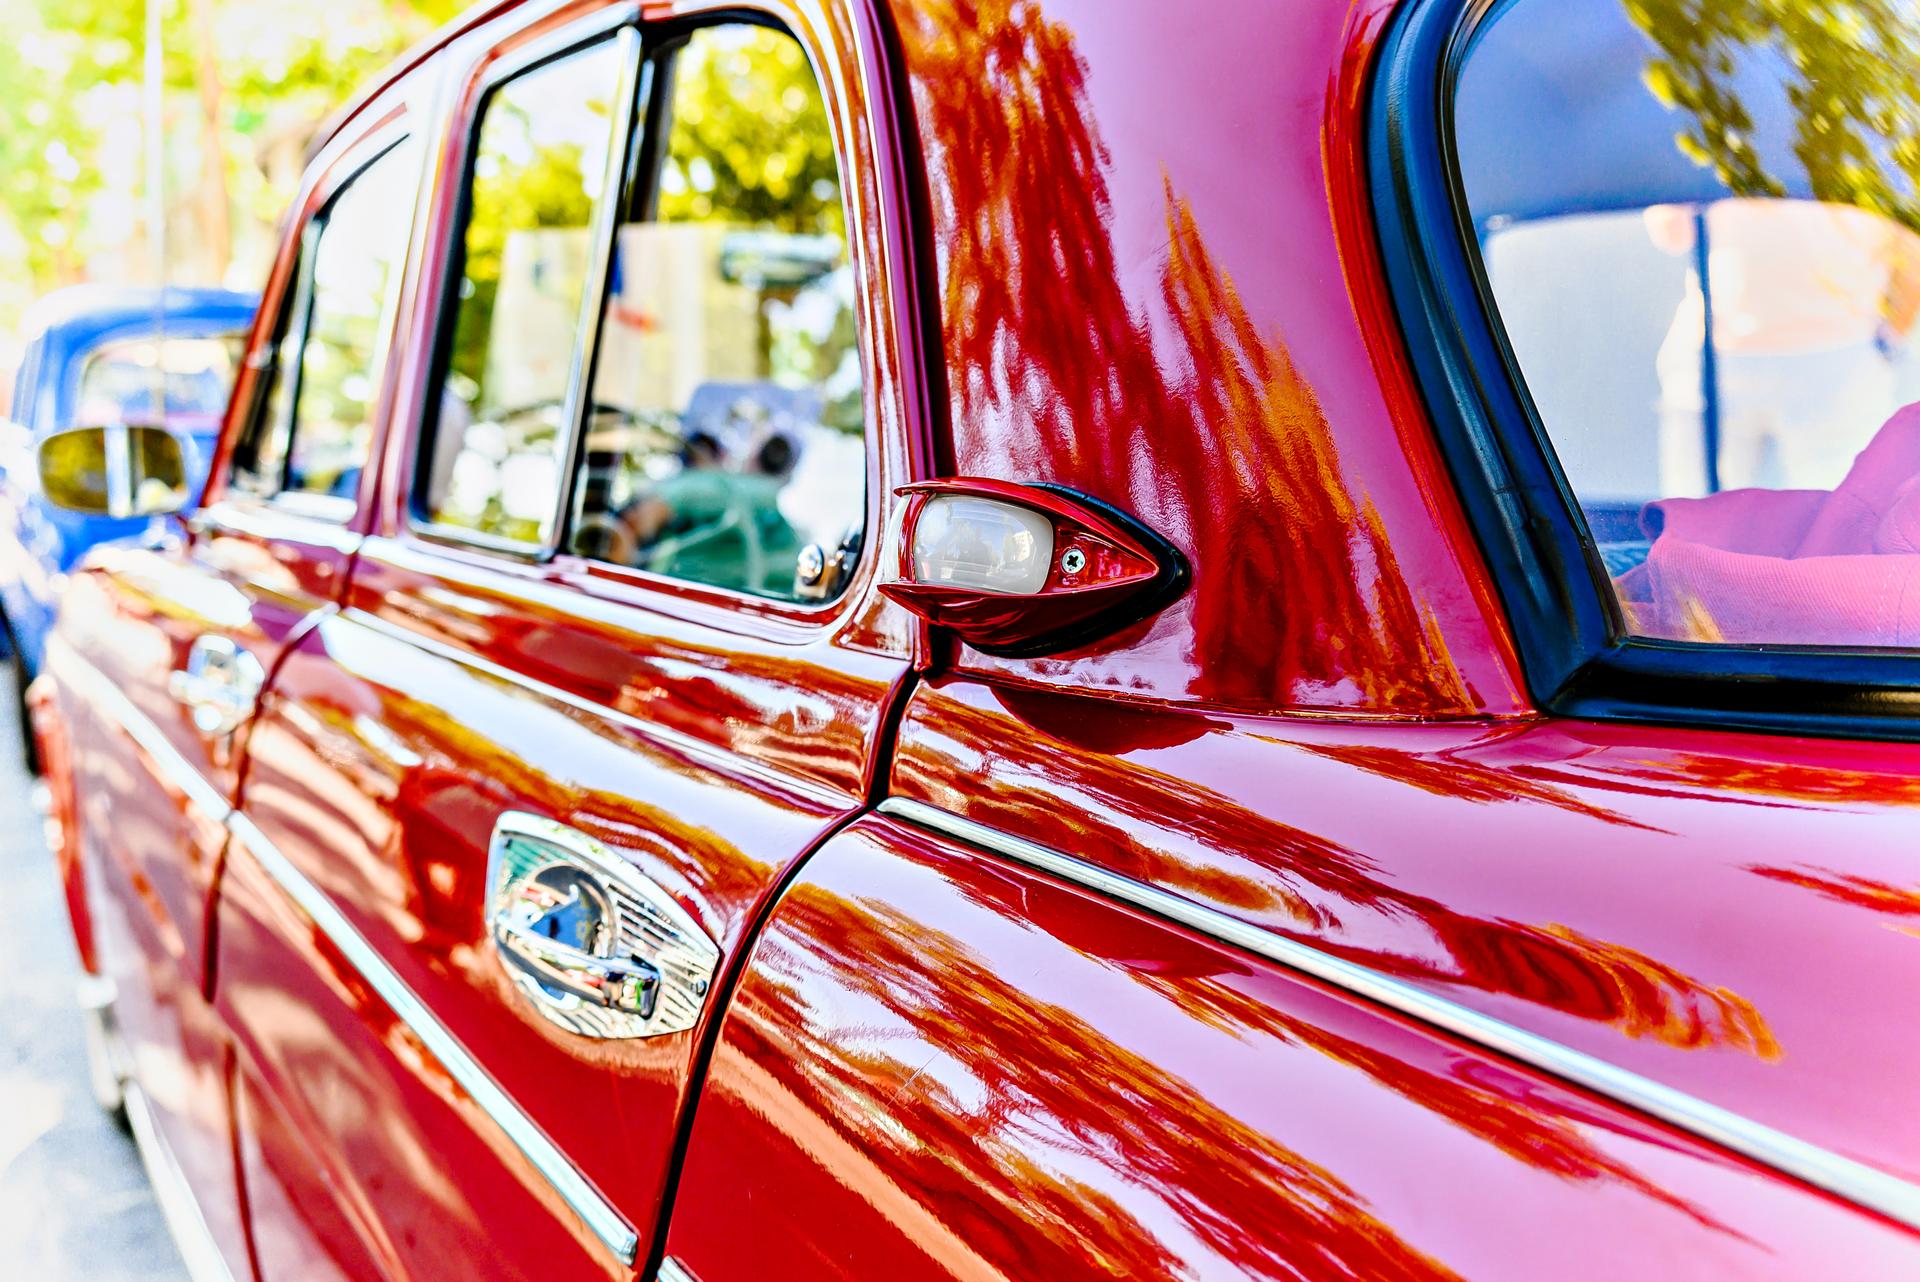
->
[657, 1258, 699, 1282]
[124, 1082, 239, 1282]
[50, 640, 639, 1263]
[876, 796, 1920, 1233]
[225, 813, 641, 1263]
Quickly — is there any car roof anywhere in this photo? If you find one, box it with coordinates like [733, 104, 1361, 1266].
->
[19, 285, 260, 353]
[13, 285, 261, 431]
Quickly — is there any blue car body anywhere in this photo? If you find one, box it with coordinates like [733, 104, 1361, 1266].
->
[0, 285, 258, 682]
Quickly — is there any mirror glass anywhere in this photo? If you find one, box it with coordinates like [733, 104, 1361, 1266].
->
[37, 425, 189, 517]
[911, 495, 1055, 595]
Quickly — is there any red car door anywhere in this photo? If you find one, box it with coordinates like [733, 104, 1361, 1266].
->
[658, 814, 1920, 1282]
[214, 5, 927, 1279]
[649, 0, 1920, 1276]
[34, 76, 425, 1282]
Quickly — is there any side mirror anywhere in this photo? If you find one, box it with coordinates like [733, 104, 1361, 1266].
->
[36, 424, 190, 518]
[879, 479, 1189, 656]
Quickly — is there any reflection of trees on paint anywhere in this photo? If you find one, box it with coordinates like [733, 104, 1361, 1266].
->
[898, 0, 1471, 711]
[896, 696, 1780, 1058]
[736, 873, 1469, 1281]
[1110, 963, 1741, 1237]
[1572, 740, 1920, 809]
[1749, 863, 1920, 926]
[268, 604, 906, 958]
[725, 852, 1744, 1277]
[1626, 0, 1920, 234]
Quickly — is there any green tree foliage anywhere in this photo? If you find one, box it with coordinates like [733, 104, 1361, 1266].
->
[0, 0, 462, 305]
[1626, 0, 1920, 231]
[660, 26, 842, 238]
[0, 3, 133, 284]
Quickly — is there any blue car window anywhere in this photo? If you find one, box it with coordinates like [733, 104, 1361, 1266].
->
[73, 335, 244, 428]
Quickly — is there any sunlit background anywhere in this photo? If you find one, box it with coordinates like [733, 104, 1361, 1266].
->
[0, 0, 465, 407]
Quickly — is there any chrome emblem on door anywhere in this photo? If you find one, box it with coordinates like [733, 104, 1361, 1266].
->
[486, 812, 720, 1040]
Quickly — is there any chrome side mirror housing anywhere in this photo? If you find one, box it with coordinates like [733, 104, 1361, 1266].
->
[36, 424, 191, 518]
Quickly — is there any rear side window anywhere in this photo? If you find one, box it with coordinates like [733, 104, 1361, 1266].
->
[233, 137, 418, 505]
[1455, 1, 1920, 649]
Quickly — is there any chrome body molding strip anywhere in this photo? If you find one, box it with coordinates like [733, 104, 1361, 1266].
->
[54, 635, 638, 1262]
[657, 1257, 700, 1282]
[124, 1082, 240, 1282]
[51, 638, 235, 824]
[876, 796, 1920, 1233]
[226, 811, 640, 1263]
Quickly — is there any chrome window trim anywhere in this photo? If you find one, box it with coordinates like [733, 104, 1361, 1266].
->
[226, 810, 640, 1264]
[876, 796, 1920, 1233]
[124, 1082, 240, 1282]
[657, 1258, 699, 1282]
[54, 639, 638, 1263]
[547, 26, 644, 555]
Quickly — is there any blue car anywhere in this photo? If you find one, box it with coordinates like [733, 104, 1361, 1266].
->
[0, 285, 257, 760]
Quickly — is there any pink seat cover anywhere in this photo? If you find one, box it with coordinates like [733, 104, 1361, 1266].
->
[1624, 403, 1920, 646]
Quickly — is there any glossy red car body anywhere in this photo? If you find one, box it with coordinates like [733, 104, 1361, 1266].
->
[31, 0, 1920, 1279]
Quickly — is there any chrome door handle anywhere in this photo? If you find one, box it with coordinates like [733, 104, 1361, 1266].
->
[167, 635, 265, 736]
[486, 812, 720, 1040]
[495, 890, 663, 1019]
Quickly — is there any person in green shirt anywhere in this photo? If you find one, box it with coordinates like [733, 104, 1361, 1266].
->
[609, 432, 802, 595]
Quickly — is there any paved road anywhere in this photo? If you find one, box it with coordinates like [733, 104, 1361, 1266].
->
[0, 671, 188, 1280]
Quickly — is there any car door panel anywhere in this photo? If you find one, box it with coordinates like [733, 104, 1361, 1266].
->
[39, 530, 331, 1282]
[210, 0, 929, 1270]
[234, 1062, 392, 1282]
[660, 815, 1920, 1280]
[219, 812, 626, 1282]
[884, 679, 1920, 1191]
[216, 536, 907, 1277]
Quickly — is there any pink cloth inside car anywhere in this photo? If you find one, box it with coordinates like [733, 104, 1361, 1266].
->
[1620, 403, 1920, 645]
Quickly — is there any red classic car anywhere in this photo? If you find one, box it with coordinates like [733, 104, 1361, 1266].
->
[28, 0, 1920, 1278]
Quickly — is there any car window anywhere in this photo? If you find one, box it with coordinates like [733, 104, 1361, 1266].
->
[74, 335, 245, 428]
[231, 137, 418, 505]
[416, 39, 627, 546]
[565, 24, 864, 603]
[1455, 0, 1920, 649]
